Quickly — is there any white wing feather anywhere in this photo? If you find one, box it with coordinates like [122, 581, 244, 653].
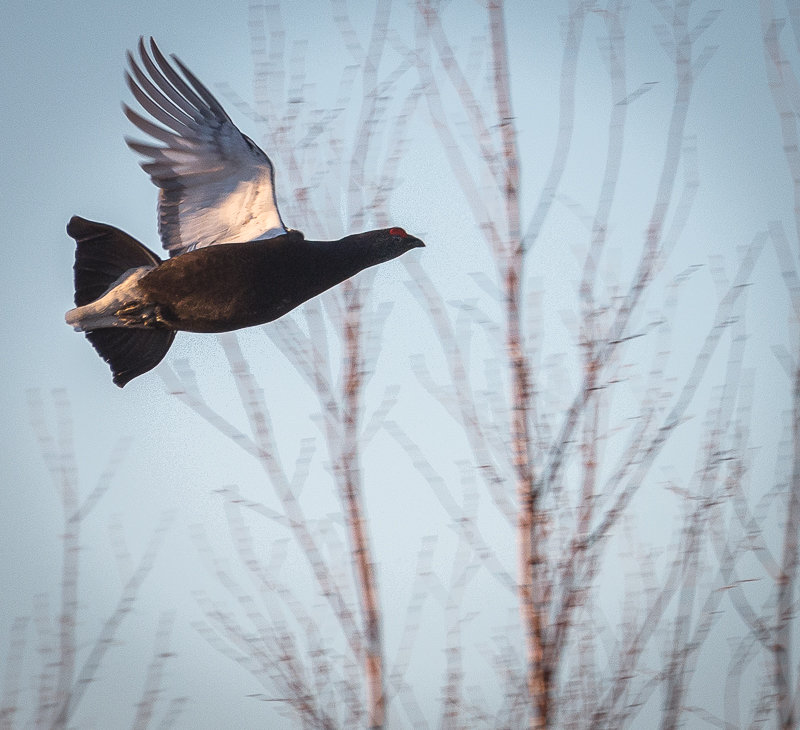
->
[124, 37, 287, 256]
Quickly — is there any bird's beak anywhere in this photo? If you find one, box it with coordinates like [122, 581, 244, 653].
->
[409, 237, 425, 249]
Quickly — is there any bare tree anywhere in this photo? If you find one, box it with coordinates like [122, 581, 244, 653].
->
[724, 4, 800, 728]
[0, 390, 178, 729]
[151, 1, 798, 727]
[399, 1, 790, 727]
[162, 2, 419, 727]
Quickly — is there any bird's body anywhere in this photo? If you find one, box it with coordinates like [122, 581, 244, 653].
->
[138, 229, 418, 332]
[65, 38, 424, 386]
[137, 234, 323, 333]
[67, 223, 420, 335]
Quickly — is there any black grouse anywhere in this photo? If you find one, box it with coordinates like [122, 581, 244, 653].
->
[65, 38, 424, 387]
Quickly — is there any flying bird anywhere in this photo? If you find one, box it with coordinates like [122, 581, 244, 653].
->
[66, 38, 424, 387]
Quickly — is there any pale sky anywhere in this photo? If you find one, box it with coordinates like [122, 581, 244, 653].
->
[0, 1, 795, 727]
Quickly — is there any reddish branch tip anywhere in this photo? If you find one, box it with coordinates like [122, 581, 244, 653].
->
[389, 227, 408, 237]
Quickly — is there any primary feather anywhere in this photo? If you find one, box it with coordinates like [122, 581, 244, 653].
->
[124, 37, 287, 256]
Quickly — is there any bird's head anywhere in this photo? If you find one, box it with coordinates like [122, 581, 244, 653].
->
[346, 227, 425, 268]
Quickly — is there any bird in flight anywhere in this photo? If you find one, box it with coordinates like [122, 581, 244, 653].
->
[66, 38, 424, 387]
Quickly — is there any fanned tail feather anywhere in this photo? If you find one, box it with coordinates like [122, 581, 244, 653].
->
[85, 328, 175, 387]
[66, 216, 175, 387]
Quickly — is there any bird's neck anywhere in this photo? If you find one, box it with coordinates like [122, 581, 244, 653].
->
[305, 236, 381, 281]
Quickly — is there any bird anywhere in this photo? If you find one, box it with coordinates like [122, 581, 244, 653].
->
[65, 37, 424, 387]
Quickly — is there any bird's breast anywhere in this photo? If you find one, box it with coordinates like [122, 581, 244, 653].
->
[137, 241, 340, 333]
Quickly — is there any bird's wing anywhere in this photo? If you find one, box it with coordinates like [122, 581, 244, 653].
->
[124, 37, 287, 257]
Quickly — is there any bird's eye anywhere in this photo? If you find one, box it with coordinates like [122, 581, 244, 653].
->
[389, 227, 408, 237]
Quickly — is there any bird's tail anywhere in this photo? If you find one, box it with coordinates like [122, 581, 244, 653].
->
[66, 216, 175, 387]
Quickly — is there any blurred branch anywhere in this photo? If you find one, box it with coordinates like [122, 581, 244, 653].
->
[23, 390, 167, 728]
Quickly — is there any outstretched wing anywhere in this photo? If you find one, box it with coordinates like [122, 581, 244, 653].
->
[124, 37, 287, 257]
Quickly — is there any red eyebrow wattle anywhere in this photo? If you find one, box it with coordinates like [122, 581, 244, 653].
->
[389, 227, 408, 237]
